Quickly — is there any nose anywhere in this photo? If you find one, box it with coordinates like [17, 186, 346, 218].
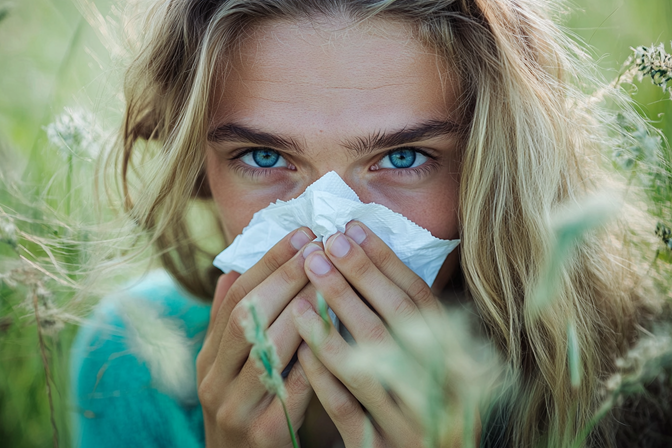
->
[307, 169, 374, 204]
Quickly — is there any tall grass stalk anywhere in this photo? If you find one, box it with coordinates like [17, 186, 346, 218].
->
[242, 300, 298, 448]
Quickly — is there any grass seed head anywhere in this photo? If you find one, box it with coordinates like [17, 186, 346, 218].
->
[242, 300, 287, 401]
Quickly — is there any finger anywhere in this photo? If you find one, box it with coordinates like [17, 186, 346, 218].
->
[214, 247, 314, 379]
[217, 227, 316, 333]
[198, 271, 241, 384]
[344, 222, 441, 313]
[229, 286, 314, 412]
[297, 341, 373, 448]
[303, 244, 395, 345]
[292, 300, 415, 444]
[199, 227, 314, 372]
[321, 232, 425, 328]
[254, 361, 314, 446]
[209, 272, 240, 330]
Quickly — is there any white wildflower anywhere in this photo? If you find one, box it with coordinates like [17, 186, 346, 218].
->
[44, 107, 102, 160]
[0, 216, 17, 248]
[633, 43, 672, 94]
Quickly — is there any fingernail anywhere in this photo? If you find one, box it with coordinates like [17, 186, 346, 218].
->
[308, 252, 331, 275]
[291, 229, 312, 250]
[346, 224, 366, 245]
[303, 243, 321, 258]
[327, 233, 350, 258]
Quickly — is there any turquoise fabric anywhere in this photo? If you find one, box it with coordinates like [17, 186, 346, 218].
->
[70, 271, 211, 448]
[69, 270, 510, 447]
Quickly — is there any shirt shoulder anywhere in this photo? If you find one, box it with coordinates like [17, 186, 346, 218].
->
[70, 271, 211, 448]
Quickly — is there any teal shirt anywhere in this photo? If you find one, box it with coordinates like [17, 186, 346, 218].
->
[70, 271, 211, 448]
[70, 271, 510, 448]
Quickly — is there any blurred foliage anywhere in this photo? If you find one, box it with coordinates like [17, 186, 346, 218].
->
[0, 0, 671, 447]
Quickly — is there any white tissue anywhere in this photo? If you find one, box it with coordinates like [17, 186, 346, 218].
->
[213, 171, 460, 286]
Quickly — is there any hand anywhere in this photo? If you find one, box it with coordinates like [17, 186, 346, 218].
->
[197, 227, 317, 448]
[291, 221, 452, 447]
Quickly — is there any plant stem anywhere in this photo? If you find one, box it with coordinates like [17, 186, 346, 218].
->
[66, 152, 72, 217]
[32, 286, 59, 448]
[281, 398, 298, 448]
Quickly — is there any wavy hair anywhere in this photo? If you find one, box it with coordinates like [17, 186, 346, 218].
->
[112, 0, 654, 445]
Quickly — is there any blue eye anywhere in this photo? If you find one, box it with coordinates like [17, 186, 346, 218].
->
[378, 148, 428, 169]
[240, 148, 288, 168]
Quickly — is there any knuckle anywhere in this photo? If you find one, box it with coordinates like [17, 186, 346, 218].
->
[277, 264, 297, 286]
[328, 392, 361, 421]
[197, 374, 218, 411]
[226, 281, 250, 307]
[344, 367, 376, 393]
[227, 305, 250, 342]
[407, 277, 434, 307]
[262, 250, 284, 273]
[215, 404, 242, 433]
[392, 297, 417, 322]
[351, 256, 374, 279]
[376, 249, 396, 273]
[365, 322, 389, 345]
[321, 334, 344, 359]
[287, 364, 311, 392]
[195, 350, 210, 381]
[327, 277, 351, 300]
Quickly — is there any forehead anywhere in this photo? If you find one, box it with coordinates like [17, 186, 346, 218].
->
[213, 17, 458, 136]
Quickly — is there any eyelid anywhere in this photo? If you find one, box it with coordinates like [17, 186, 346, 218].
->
[375, 146, 435, 167]
[383, 146, 435, 158]
[227, 146, 278, 160]
[229, 146, 293, 170]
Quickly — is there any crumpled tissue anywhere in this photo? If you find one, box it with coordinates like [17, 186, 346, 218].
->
[213, 171, 460, 287]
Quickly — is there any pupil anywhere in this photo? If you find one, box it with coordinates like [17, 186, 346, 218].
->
[253, 149, 280, 167]
[390, 149, 416, 168]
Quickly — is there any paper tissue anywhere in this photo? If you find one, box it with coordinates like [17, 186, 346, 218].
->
[213, 171, 460, 287]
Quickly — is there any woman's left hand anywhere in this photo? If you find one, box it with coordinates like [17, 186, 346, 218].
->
[291, 221, 446, 448]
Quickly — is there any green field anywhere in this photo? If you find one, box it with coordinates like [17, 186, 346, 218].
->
[0, 1, 670, 447]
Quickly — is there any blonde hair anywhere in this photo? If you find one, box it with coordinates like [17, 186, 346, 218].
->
[113, 0, 653, 445]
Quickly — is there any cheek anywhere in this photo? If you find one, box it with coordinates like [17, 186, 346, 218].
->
[360, 175, 460, 241]
[205, 152, 300, 242]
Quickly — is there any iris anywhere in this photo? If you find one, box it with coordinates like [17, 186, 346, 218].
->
[388, 149, 416, 168]
[253, 148, 280, 167]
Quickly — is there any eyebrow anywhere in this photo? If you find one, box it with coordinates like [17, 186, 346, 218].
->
[207, 123, 304, 153]
[342, 119, 462, 155]
[207, 119, 462, 155]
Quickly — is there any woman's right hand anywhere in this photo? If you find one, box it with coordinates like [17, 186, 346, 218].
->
[196, 227, 317, 447]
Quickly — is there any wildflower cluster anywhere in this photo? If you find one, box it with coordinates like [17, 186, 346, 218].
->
[612, 113, 662, 172]
[0, 216, 17, 249]
[44, 107, 102, 161]
[633, 43, 672, 95]
[655, 222, 672, 251]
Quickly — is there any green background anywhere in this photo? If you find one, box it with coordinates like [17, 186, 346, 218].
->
[0, 0, 670, 447]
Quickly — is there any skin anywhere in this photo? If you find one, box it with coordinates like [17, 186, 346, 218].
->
[197, 17, 469, 448]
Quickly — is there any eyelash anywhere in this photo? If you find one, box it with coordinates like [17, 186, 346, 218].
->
[228, 147, 439, 178]
[372, 147, 438, 177]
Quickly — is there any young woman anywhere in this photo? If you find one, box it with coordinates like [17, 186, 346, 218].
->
[71, 0, 656, 447]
